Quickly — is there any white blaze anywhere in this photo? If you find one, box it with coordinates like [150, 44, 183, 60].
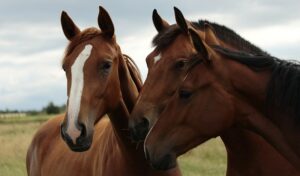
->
[66, 44, 93, 144]
[153, 53, 161, 64]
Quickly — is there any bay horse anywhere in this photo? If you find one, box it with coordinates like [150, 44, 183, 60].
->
[26, 6, 181, 176]
[129, 7, 299, 175]
[143, 7, 300, 172]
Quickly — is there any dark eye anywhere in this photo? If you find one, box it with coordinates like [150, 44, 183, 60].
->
[179, 89, 192, 99]
[175, 60, 186, 69]
[101, 61, 112, 71]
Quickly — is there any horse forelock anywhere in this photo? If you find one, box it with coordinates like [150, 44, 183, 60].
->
[152, 24, 182, 51]
[62, 28, 103, 66]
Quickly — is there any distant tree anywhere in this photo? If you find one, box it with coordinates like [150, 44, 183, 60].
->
[27, 110, 39, 116]
[59, 104, 66, 112]
[45, 102, 60, 114]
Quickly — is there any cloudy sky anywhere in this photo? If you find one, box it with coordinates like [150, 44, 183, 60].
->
[1, 0, 299, 110]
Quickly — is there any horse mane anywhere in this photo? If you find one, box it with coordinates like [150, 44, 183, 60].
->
[213, 45, 300, 122]
[152, 20, 269, 56]
[122, 54, 143, 91]
[213, 46, 276, 70]
[193, 20, 269, 55]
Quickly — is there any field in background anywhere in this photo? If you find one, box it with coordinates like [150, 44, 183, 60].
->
[0, 115, 226, 176]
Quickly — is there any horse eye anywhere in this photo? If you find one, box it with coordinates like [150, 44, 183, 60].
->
[179, 90, 192, 99]
[175, 60, 186, 69]
[101, 62, 112, 70]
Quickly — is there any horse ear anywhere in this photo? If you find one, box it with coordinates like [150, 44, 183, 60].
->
[152, 9, 170, 32]
[204, 23, 220, 45]
[174, 7, 188, 34]
[189, 28, 209, 63]
[61, 11, 80, 40]
[98, 6, 115, 38]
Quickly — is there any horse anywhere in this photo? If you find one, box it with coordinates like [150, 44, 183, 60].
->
[143, 7, 300, 172]
[26, 6, 181, 176]
[129, 7, 299, 175]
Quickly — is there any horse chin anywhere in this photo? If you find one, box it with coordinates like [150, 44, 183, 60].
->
[68, 143, 92, 152]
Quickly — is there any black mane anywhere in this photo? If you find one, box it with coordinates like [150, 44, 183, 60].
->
[152, 20, 269, 56]
[213, 46, 277, 70]
[213, 45, 300, 122]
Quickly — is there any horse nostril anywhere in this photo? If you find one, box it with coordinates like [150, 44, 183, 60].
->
[60, 123, 73, 144]
[78, 123, 86, 138]
[140, 117, 149, 129]
[60, 123, 67, 138]
[130, 117, 150, 142]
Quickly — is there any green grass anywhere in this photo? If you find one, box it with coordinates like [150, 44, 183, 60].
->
[0, 115, 52, 176]
[0, 115, 226, 176]
[179, 138, 226, 176]
[0, 115, 51, 124]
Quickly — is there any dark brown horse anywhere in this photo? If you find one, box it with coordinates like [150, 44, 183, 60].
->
[130, 7, 299, 175]
[143, 7, 300, 172]
[26, 6, 181, 176]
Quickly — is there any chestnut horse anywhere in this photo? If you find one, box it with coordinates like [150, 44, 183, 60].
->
[130, 7, 299, 175]
[144, 8, 300, 172]
[26, 6, 181, 176]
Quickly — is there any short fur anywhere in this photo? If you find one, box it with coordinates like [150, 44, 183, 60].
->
[213, 45, 300, 122]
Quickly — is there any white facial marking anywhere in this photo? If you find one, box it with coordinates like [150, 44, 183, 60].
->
[66, 44, 93, 144]
[153, 53, 161, 64]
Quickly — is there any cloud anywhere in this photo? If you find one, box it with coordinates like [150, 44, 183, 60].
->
[0, 0, 299, 110]
[0, 48, 66, 110]
[118, 25, 156, 80]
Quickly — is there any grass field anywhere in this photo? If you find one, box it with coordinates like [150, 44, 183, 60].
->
[0, 115, 226, 176]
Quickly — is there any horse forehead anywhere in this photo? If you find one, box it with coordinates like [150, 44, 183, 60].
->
[153, 53, 161, 64]
[158, 43, 194, 62]
[71, 44, 93, 67]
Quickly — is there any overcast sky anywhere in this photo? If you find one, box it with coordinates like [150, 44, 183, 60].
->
[1, 0, 300, 110]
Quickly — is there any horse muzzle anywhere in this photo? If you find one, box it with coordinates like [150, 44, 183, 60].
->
[60, 122, 93, 152]
[144, 147, 177, 170]
[129, 117, 150, 142]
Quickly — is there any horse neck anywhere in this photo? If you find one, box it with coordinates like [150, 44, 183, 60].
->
[220, 127, 297, 175]
[106, 53, 145, 160]
[224, 59, 300, 170]
[106, 55, 182, 175]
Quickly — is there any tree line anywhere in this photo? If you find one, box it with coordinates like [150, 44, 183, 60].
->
[0, 102, 66, 115]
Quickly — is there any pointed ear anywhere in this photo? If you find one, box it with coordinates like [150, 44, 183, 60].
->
[61, 11, 80, 40]
[98, 6, 115, 38]
[189, 28, 210, 63]
[152, 9, 170, 32]
[204, 23, 220, 45]
[174, 7, 188, 34]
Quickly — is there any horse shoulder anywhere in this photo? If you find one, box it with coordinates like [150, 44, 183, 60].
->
[26, 114, 64, 176]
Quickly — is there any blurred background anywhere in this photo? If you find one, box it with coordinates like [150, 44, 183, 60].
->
[0, 0, 299, 175]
